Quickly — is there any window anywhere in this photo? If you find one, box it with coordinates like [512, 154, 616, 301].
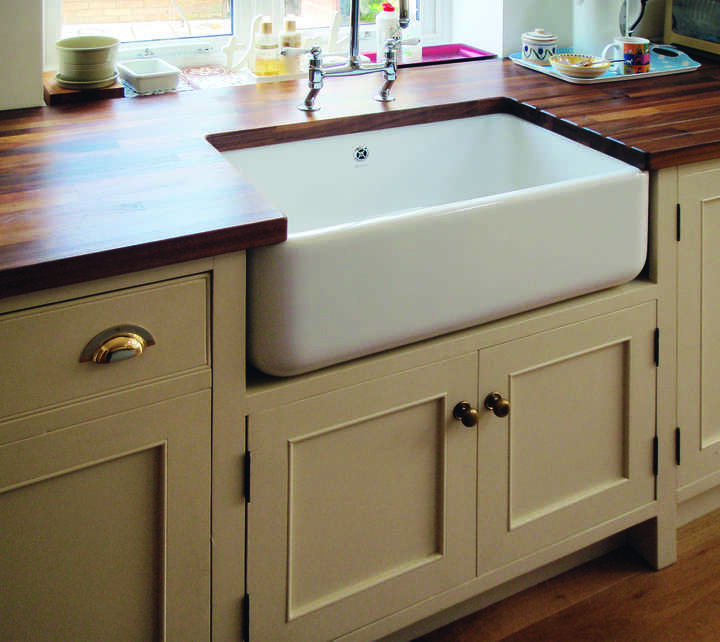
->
[283, 1, 402, 29]
[59, 1, 233, 42]
[44, 0, 447, 71]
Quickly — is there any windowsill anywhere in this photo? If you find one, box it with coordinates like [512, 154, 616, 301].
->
[59, 41, 495, 103]
[118, 64, 305, 98]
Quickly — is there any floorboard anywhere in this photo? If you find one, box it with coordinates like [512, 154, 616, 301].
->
[416, 510, 720, 641]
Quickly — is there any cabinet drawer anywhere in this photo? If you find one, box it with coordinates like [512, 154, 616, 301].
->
[0, 275, 210, 421]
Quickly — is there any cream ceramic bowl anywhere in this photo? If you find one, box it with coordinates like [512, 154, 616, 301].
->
[56, 35, 119, 81]
[549, 54, 611, 79]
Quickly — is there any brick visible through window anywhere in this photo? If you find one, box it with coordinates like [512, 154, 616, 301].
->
[62, 1, 230, 25]
[59, 0, 232, 41]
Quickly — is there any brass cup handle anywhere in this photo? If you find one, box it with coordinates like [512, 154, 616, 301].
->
[453, 401, 479, 427]
[80, 325, 156, 364]
[484, 392, 510, 418]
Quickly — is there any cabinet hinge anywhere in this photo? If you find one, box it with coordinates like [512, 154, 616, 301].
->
[653, 328, 660, 367]
[652, 435, 659, 476]
[243, 451, 251, 503]
[675, 427, 681, 466]
[676, 203, 681, 242]
[242, 593, 250, 641]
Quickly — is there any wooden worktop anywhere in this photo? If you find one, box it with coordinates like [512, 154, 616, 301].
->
[2, 55, 720, 298]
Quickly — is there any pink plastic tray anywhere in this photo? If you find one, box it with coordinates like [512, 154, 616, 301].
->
[363, 43, 495, 67]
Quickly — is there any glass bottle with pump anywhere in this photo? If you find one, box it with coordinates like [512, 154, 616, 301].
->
[279, 16, 302, 75]
[252, 18, 280, 76]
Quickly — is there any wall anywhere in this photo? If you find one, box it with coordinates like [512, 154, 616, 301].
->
[635, 0, 666, 39]
[451, 0, 666, 57]
[502, 0, 574, 55]
[448, 0, 575, 55]
[0, 0, 43, 110]
[451, 0, 502, 57]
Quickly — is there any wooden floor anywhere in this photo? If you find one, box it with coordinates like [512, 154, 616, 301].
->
[416, 510, 720, 641]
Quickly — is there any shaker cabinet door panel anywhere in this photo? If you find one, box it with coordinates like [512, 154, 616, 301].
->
[0, 391, 211, 642]
[247, 353, 477, 642]
[476, 302, 657, 572]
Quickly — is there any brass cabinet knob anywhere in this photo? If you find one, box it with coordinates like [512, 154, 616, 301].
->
[453, 401, 480, 427]
[80, 325, 156, 364]
[484, 392, 510, 418]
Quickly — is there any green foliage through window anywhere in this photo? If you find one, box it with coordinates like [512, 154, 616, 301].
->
[339, 0, 395, 23]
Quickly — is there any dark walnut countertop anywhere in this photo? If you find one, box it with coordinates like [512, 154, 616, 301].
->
[2, 55, 720, 298]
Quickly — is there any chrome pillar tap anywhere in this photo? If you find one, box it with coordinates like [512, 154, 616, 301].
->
[282, 0, 415, 112]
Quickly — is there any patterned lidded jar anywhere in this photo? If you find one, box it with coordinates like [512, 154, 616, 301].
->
[521, 28, 558, 66]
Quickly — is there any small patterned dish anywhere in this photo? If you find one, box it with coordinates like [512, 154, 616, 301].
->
[521, 28, 557, 66]
[549, 54, 611, 78]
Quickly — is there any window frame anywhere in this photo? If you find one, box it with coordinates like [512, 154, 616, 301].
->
[43, 0, 449, 72]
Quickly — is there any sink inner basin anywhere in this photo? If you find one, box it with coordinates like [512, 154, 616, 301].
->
[220, 112, 648, 377]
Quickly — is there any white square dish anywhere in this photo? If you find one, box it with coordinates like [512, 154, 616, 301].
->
[117, 58, 181, 93]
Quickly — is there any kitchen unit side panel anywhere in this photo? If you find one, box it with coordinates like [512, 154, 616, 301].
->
[678, 159, 720, 494]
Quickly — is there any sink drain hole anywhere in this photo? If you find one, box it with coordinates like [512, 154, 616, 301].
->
[354, 146, 369, 161]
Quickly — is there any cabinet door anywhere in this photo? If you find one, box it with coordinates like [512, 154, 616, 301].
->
[247, 354, 477, 642]
[476, 303, 657, 572]
[678, 160, 720, 491]
[0, 391, 211, 642]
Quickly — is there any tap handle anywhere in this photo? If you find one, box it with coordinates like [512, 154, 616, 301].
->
[281, 46, 322, 58]
[382, 36, 420, 58]
[383, 35, 420, 48]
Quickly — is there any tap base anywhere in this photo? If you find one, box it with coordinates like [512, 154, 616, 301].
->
[297, 103, 321, 111]
[374, 94, 396, 103]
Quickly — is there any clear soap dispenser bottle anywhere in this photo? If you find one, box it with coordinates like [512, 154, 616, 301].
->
[279, 16, 302, 75]
[252, 17, 280, 76]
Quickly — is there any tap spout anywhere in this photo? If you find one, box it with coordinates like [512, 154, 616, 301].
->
[375, 77, 396, 102]
[374, 40, 398, 102]
[295, 1, 409, 112]
[300, 87, 322, 111]
[398, 0, 410, 28]
[349, 0, 361, 61]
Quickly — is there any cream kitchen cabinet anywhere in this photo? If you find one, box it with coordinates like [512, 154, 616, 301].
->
[0, 267, 221, 642]
[246, 353, 479, 642]
[0, 391, 211, 641]
[475, 302, 657, 575]
[244, 298, 660, 641]
[677, 158, 720, 497]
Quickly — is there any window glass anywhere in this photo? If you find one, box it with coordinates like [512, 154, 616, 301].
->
[284, 1, 393, 29]
[60, 0, 232, 42]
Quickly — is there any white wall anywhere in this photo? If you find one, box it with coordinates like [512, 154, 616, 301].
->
[449, 0, 573, 56]
[451, 0, 666, 57]
[502, 0, 574, 56]
[0, 0, 44, 110]
[451, 0, 503, 56]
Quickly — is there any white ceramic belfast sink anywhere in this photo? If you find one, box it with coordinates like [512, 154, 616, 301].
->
[221, 112, 648, 377]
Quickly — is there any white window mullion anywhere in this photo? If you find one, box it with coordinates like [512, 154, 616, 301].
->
[420, 0, 451, 45]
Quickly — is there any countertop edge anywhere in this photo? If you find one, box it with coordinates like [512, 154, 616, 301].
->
[0, 218, 287, 299]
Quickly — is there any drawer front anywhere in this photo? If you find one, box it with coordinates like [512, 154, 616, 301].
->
[0, 275, 210, 421]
